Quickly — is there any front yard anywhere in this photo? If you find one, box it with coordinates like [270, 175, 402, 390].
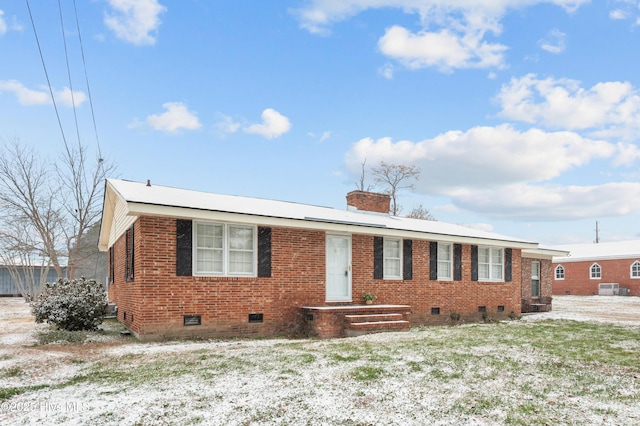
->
[1, 296, 640, 425]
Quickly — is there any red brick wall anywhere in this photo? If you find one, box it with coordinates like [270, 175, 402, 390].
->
[553, 258, 640, 296]
[109, 216, 524, 340]
[521, 258, 553, 312]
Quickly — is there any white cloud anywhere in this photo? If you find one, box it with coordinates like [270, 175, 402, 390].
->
[104, 0, 166, 46]
[244, 108, 291, 139]
[609, 9, 628, 20]
[0, 10, 7, 35]
[378, 25, 507, 71]
[214, 113, 241, 135]
[0, 80, 86, 107]
[319, 131, 332, 142]
[448, 182, 640, 220]
[538, 29, 566, 54]
[495, 74, 640, 139]
[378, 63, 395, 79]
[345, 125, 616, 191]
[294, 1, 589, 71]
[145, 102, 201, 133]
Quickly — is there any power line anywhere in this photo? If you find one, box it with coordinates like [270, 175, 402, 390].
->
[72, 0, 103, 160]
[56, 0, 81, 155]
[25, 0, 69, 149]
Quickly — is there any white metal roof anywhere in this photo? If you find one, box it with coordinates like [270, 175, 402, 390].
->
[552, 240, 640, 262]
[99, 178, 548, 252]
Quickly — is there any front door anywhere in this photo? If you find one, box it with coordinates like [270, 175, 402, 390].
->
[326, 234, 351, 302]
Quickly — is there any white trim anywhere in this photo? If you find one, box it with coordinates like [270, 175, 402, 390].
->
[326, 234, 352, 302]
[193, 221, 257, 277]
[437, 242, 453, 281]
[554, 264, 565, 280]
[590, 262, 602, 280]
[631, 260, 640, 279]
[383, 237, 402, 280]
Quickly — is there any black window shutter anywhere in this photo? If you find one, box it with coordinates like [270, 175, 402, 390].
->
[471, 245, 478, 281]
[128, 224, 135, 280]
[403, 239, 412, 280]
[505, 248, 512, 282]
[373, 237, 383, 279]
[124, 227, 130, 281]
[429, 241, 438, 280]
[109, 246, 114, 283]
[258, 227, 272, 277]
[454, 243, 462, 281]
[176, 219, 192, 276]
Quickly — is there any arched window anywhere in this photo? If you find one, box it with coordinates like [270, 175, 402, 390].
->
[555, 265, 565, 280]
[631, 260, 640, 279]
[590, 263, 601, 279]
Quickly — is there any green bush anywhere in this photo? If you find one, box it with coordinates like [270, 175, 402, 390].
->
[31, 277, 108, 331]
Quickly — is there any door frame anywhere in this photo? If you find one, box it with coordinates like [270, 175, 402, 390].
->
[325, 234, 352, 302]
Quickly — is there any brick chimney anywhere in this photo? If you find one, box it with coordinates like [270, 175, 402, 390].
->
[346, 190, 391, 214]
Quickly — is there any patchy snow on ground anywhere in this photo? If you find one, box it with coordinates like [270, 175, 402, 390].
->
[1, 295, 640, 425]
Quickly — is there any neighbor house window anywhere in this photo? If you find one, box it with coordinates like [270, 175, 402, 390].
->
[531, 261, 540, 298]
[631, 261, 640, 279]
[437, 242, 452, 280]
[555, 265, 565, 280]
[590, 263, 601, 279]
[194, 222, 256, 276]
[383, 238, 402, 279]
[478, 247, 503, 281]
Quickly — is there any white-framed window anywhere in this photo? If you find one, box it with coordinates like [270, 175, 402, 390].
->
[590, 263, 601, 280]
[383, 238, 402, 279]
[437, 242, 452, 280]
[631, 260, 640, 279]
[555, 265, 565, 280]
[194, 221, 256, 276]
[531, 261, 540, 297]
[478, 247, 503, 281]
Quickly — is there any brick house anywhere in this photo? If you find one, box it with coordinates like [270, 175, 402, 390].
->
[98, 179, 563, 341]
[552, 240, 640, 296]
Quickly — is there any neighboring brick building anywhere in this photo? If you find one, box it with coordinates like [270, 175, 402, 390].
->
[552, 240, 640, 296]
[99, 179, 562, 341]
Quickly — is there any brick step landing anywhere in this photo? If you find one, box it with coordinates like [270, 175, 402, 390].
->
[345, 313, 410, 337]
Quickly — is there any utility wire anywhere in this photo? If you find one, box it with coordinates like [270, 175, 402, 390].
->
[57, 0, 80, 155]
[72, 0, 103, 160]
[25, 0, 69, 149]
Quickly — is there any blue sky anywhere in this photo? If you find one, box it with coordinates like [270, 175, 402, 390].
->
[1, 0, 640, 246]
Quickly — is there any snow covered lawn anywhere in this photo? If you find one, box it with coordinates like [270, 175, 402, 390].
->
[1, 296, 640, 425]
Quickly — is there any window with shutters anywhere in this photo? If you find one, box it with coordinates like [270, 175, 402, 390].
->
[437, 242, 452, 280]
[194, 221, 256, 276]
[383, 238, 402, 279]
[478, 247, 503, 282]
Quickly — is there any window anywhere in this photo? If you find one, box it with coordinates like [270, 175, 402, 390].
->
[631, 261, 640, 279]
[590, 263, 601, 279]
[478, 247, 503, 281]
[125, 225, 134, 281]
[383, 238, 402, 279]
[437, 242, 452, 280]
[194, 222, 256, 276]
[531, 261, 540, 298]
[555, 265, 565, 280]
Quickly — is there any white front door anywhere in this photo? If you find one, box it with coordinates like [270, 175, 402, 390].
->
[326, 234, 351, 302]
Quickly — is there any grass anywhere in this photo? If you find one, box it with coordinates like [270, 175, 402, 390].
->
[3, 319, 640, 424]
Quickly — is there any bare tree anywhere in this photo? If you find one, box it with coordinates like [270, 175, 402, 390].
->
[407, 204, 435, 221]
[371, 161, 421, 215]
[355, 159, 372, 191]
[0, 138, 113, 289]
